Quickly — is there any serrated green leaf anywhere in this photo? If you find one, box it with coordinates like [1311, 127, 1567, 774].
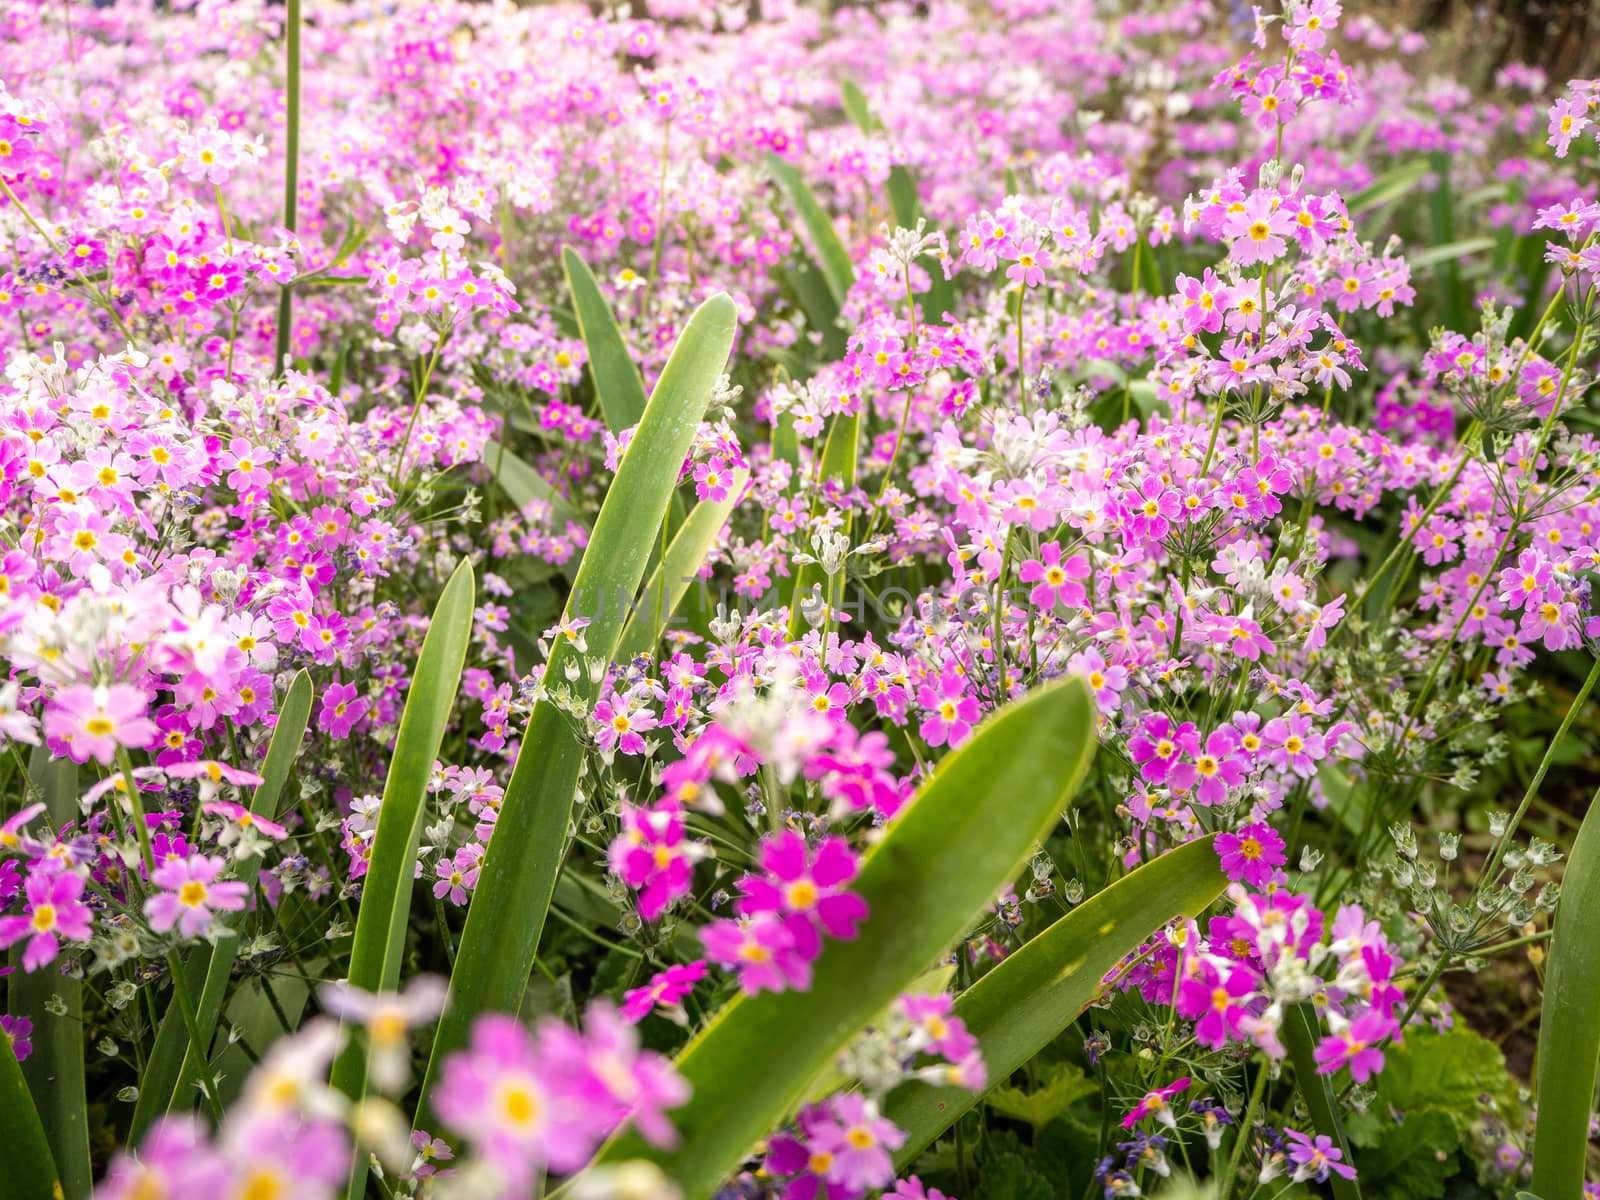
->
[985, 1062, 1099, 1131]
[615, 468, 747, 661]
[331, 561, 475, 1101]
[418, 294, 738, 1127]
[887, 835, 1228, 1163]
[1361, 1110, 1458, 1200]
[591, 678, 1099, 1197]
[1375, 1027, 1513, 1140]
[132, 670, 315, 1139]
[563, 247, 650, 432]
[979, 1152, 1056, 1200]
[1532, 782, 1600, 1200]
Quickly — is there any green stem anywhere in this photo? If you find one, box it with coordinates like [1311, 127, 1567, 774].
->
[274, 0, 302, 374]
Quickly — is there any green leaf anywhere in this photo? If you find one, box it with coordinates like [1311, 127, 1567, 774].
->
[331, 560, 475, 1100]
[593, 677, 1099, 1197]
[563, 247, 650, 432]
[1370, 1027, 1514, 1147]
[132, 671, 315, 1139]
[0, 1033, 58, 1200]
[985, 1062, 1098, 1131]
[979, 1152, 1056, 1200]
[1427, 152, 1467, 333]
[1532, 782, 1600, 1200]
[1347, 160, 1430, 216]
[615, 468, 748, 661]
[1406, 237, 1496, 270]
[887, 835, 1228, 1162]
[8, 752, 89, 1200]
[1284, 1002, 1362, 1200]
[769, 154, 855, 308]
[786, 411, 860, 639]
[482, 439, 581, 528]
[419, 293, 738, 1124]
[1360, 1111, 1458, 1200]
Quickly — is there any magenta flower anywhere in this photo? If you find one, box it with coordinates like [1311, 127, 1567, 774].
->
[1262, 714, 1326, 778]
[701, 913, 811, 995]
[538, 1001, 690, 1149]
[621, 960, 707, 1022]
[916, 669, 980, 749]
[736, 831, 869, 959]
[1177, 961, 1257, 1050]
[1313, 1008, 1397, 1083]
[144, 854, 248, 938]
[0, 866, 93, 970]
[1017, 542, 1089, 611]
[2, 1014, 33, 1061]
[1215, 822, 1287, 887]
[318, 681, 367, 739]
[42, 684, 158, 765]
[1167, 728, 1248, 806]
[607, 804, 696, 921]
[1121, 1076, 1190, 1130]
[807, 1093, 906, 1193]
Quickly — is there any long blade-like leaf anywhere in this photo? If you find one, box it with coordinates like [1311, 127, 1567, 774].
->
[8, 753, 90, 1200]
[418, 293, 738, 1124]
[563, 246, 650, 432]
[482, 438, 581, 528]
[1531, 782, 1600, 1200]
[131, 670, 315, 1139]
[769, 154, 855, 308]
[331, 561, 475, 1100]
[593, 677, 1098, 1197]
[615, 468, 747, 661]
[0, 1032, 58, 1200]
[1284, 1001, 1362, 1200]
[886, 835, 1228, 1161]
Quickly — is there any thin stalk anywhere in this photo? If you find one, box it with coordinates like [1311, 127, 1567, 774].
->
[274, 0, 302, 374]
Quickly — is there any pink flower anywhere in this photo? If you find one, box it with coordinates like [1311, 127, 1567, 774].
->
[319, 681, 367, 739]
[433, 846, 482, 906]
[1168, 728, 1248, 806]
[621, 960, 707, 1022]
[806, 1093, 906, 1192]
[1177, 960, 1257, 1049]
[693, 457, 734, 502]
[144, 854, 248, 938]
[2, 1014, 32, 1062]
[701, 912, 811, 995]
[1215, 822, 1287, 887]
[916, 669, 980, 748]
[736, 831, 869, 960]
[537, 1001, 690, 1149]
[1121, 1076, 1190, 1130]
[1017, 542, 1089, 610]
[608, 804, 696, 921]
[0, 867, 93, 970]
[1313, 1008, 1396, 1083]
[1262, 714, 1326, 778]
[43, 684, 158, 765]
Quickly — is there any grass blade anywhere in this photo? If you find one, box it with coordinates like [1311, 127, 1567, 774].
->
[131, 670, 315, 1139]
[563, 246, 651, 432]
[786, 412, 860, 638]
[885, 835, 1227, 1160]
[418, 293, 738, 1124]
[615, 467, 748, 661]
[1531, 782, 1600, 1200]
[482, 438, 581, 528]
[7, 752, 90, 1200]
[592, 678, 1098, 1197]
[330, 561, 476, 1099]
[0, 1032, 58, 1200]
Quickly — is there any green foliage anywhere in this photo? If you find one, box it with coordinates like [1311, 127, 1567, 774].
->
[592, 678, 1098, 1198]
[562, 246, 650, 432]
[985, 1062, 1099, 1131]
[418, 293, 738, 1125]
[1532, 783, 1600, 1200]
[331, 561, 475, 1101]
[0, 977, 61, 1199]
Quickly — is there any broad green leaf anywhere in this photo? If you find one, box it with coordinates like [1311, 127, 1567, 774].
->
[132, 670, 315, 1138]
[615, 468, 748, 661]
[786, 412, 860, 639]
[769, 154, 854, 308]
[1283, 1001, 1362, 1200]
[563, 246, 650, 432]
[331, 560, 475, 1100]
[887, 834, 1228, 1162]
[780, 262, 846, 361]
[482, 438, 581, 528]
[1428, 152, 1467, 333]
[0, 1033, 58, 1200]
[8, 752, 89, 1200]
[1532, 783, 1600, 1200]
[419, 293, 738, 1124]
[593, 678, 1099, 1197]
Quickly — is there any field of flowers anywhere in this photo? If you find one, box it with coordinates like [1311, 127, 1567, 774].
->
[2, 0, 1599, 1196]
